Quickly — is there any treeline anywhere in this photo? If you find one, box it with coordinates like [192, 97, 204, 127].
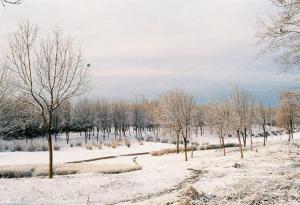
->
[1, 87, 299, 156]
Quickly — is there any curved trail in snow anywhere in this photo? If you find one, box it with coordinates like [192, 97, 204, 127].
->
[106, 164, 208, 205]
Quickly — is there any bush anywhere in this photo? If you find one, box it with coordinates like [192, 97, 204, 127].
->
[54, 145, 60, 150]
[13, 143, 23, 152]
[92, 142, 102, 149]
[0, 169, 33, 178]
[146, 136, 155, 142]
[27, 143, 36, 152]
[84, 144, 93, 150]
[70, 143, 73, 147]
[125, 139, 131, 147]
[76, 142, 82, 147]
[111, 140, 117, 149]
[41, 145, 48, 151]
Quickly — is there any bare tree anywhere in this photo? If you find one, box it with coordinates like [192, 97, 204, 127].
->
[132, 96, 147, 139]
[94, 98, 111, 141]
[73, 98, 94, 143]
[256, 102, 272, 146]
[158, 89, 195, 161]
[206, 101, 230, 156]
[229, 87, 254, 159]
[179, 91, 195, 161]
[192, 106, 205, 137]
[112, 101, 129, 139]
[158, 89, 183, 154]
[257, 0, 300, 71]
[0, 61, 14, 106]
[278, 91, 300, 141]
[7, 21, 89, 178]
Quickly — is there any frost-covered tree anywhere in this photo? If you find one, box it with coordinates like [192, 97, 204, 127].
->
[206, 101, 231, 156]
[112, 101, 129, 139]
[94, 98, 111, 141]
[278, 91, 300, 141]
[7, 21, 89, 178]
[158, 89, 195, 161]
[229, 87, 254, 159]
[192, 106, 205, 137]
[257, 0, 300, 71]
[73, 99, 94, 143]
[132, 97, 147, 139]
[256, 102, 272, 146]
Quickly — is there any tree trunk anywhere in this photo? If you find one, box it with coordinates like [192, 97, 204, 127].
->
[183, 137, 188, 161]
[263, 125, 266, 146]
[176, 131, 180, 154]
[46, 111, 54, 179]
[221, 137, 225, 156]
[243, 128, 247, 147]
[66, 132, 69, 144]
[218, 136, 222, 150]
[237, 129, 243, 159]
[250, 129, 253, 151]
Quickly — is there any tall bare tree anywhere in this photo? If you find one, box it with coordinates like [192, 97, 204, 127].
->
[206, 100, 231, 156]
[229, 87, 254, 159]
[158, 89, 195, 161]
[256, 102, 272, 146]
[7, 21, 89, 178]
[257, 0, 300, 71]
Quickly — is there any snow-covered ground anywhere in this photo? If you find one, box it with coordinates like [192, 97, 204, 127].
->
[0, 132, 299, 204]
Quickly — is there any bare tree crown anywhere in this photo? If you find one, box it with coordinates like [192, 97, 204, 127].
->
[7, 21, 89, 115]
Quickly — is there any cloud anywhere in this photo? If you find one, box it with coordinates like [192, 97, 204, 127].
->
[0, 0, 296, 105]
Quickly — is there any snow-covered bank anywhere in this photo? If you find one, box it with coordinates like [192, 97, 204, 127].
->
[0, 133, 299, 204]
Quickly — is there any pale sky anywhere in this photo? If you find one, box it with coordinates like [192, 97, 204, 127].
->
[0, 0, 298, 105]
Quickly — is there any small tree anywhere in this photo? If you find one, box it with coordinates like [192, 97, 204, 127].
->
[229, 87, 254, 159]
[206, 101, 230, 156]
[7, 21, 89, 178]
[158, 89, 195, 161]
[256, 102, 272, 146]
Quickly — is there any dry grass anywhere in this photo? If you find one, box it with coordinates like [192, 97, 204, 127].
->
[0, 162, 141, 178]
[84, 144, 93, 150]
[150, 143, 239, 156]
[150, 147, 194, 156]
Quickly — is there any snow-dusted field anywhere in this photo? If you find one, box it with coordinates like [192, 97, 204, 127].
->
[0, 132, 299, 205]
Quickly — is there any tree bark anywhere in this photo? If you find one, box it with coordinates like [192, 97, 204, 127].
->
[176, 131, 180, 154]
[221, 137, 225, 156]
[47, 111, 53, 179]
[237, 129, 243, 159]
[183, 137, 188, 161]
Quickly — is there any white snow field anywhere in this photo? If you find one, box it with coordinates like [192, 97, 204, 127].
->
[0, 132, 299, 205]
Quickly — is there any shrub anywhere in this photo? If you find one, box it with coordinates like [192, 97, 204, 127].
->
[70, 143, 73, 147]
[125, 139, 131, 147]
[0, 169, 33, 178]
[76, 142, 82, 147]
[54, 145, 60, 150]
[93, 142, 102, 149]
[84, 144, 93, 150]
[111, 140, 117, 149]
[13, 143, 23, 152]
[27, 143, 36, 152]
[146, 136, 155, 142]
[42, 145, 48, 151]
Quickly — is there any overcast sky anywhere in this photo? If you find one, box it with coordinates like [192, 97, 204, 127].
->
[0, 0, 298, 105]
